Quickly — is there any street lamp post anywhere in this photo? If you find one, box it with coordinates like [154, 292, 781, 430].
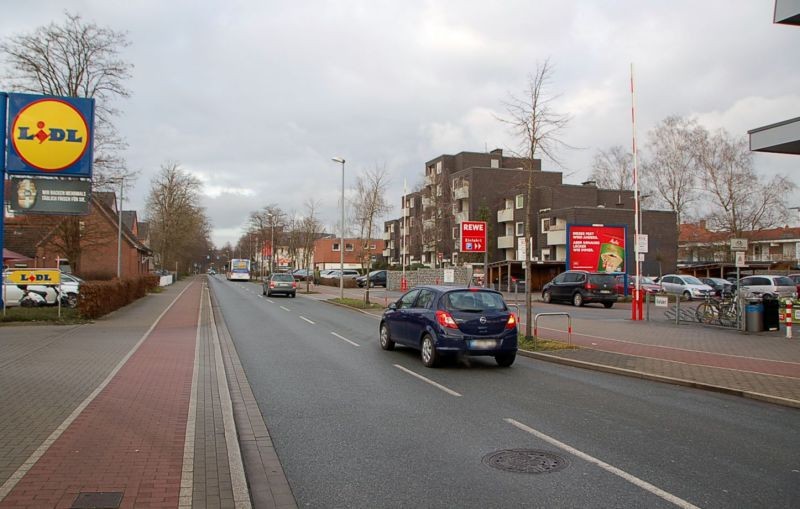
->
[332, 157, 346, 300]
[268, 213, 275, 277]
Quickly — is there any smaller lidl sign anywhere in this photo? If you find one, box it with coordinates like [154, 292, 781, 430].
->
[6, 269, 61, 286]
[6, 93, 94, 177]
[460, 221, 486, 253]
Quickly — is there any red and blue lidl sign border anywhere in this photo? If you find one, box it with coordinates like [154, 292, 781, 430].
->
[6, 92, 94, 178]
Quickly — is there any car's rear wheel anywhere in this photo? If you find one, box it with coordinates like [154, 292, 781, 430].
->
[603, 301, 614, 309]
[683, 290, 692, 301]
[262, 287, 267, 296]
[379, 323, 395, 351]
[495, 352, 516, 367]
[572, 292, 584, 307]
[64, 293, 78, 308]
[420, 334, 439, 368]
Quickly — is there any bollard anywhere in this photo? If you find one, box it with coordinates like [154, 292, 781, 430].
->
[787, 300, 793, 339]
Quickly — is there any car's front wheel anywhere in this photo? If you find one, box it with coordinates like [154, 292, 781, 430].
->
[379, 323, 395, 351]
[603, 301, 614, 309]
[64, 293, 78, 308]
[495, 352, 516, 367]
[420, 334, 439, 368]
[573, 292, 584, 307]
[543, 291, 552, 303]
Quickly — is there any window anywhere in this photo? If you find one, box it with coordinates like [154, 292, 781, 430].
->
[345, 243, 354, 251]
[452, 227, 460, 239]
[410, 217, 415, 226]
[541, 218, 551, 232]
[505, 199, 513, 209]
[415, 289, 435, 309]
[491, 159, 499, 168]
[516, 222, 524, 236]
[515, 194, 524, 209]
[332, 243, 340, 251]
[437, 185, 442, 197]
[436, 161, 442, 173]
[390, 224, 395, 233]
[410, 198, 415, 208]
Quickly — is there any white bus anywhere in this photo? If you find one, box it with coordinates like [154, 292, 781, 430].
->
[227, 259, 251, 281]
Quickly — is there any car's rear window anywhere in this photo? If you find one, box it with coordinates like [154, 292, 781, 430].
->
[272, 274, 294, 282]
[444, 290, 507, 312]
[588, 274, 616, 285]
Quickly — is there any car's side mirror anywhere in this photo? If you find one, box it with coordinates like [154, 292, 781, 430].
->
[388, 302, 397, 310]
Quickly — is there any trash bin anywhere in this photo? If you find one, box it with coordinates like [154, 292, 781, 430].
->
[745, 298, 764, 332]
[762, 294, 780, 331]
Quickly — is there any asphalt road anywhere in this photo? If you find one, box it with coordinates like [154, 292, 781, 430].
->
[209, 276, 800, 509]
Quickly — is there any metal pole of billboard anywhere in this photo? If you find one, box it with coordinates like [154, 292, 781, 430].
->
[1, 92, 7, 310]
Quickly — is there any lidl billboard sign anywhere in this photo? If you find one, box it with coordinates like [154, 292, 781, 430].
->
[566, 224, 627, 273]
[6, 93, 94, 177]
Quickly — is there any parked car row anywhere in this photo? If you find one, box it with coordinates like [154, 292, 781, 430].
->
[1, 271, 82, 308]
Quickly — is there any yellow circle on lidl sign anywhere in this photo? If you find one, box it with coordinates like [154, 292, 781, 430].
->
[11, 99, 90, 172]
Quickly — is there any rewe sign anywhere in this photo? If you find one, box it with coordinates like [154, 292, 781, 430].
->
[460, 221, 486, 253]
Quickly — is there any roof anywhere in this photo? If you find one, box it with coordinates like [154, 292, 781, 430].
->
[122, 211, 137, 231]
[680, 223, 800, 244]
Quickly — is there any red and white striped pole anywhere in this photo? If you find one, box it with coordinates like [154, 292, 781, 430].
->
[630, 63, 642, 321]
[787, 300, 793, 339]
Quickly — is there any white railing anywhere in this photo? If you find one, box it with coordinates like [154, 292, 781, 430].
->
[497, 235, 515, 249]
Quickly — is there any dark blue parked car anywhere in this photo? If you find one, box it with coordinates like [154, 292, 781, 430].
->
[379, 286, 518, 368]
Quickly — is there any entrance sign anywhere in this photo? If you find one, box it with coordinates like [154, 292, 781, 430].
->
[460, 221, 486, 253]
[655, 295, 669, 308]
[6, 93, 95, 177]
[566, 224, 627, 273]
[9, 176, 91, 215]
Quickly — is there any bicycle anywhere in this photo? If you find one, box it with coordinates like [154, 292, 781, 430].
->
[695, 291, 744, 327]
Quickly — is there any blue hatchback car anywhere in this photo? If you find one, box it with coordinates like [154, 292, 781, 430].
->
[379, 286, 518, 368]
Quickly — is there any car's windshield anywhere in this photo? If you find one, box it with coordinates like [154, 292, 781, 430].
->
[369, 271, 381, 276]
[444, 290, 507, 312]
[272, 274, 294, 282]
[684, 276, 703, 285]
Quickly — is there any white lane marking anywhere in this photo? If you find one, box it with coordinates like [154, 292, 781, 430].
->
[300, 316, 315, 325]
[393, 364, 462, 397]
[505, 418, 700, 509]
[331, 332, 360, 347]
[266, 299, 274, 303]
[280, 306, 291, 312]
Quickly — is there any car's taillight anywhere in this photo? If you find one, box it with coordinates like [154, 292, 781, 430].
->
[292, 282, 297, 288]
[506, 313, 517, 330]
[270, 282, 275, 288]
[436, 310, 459, 329]
[585, 282, 596, 290]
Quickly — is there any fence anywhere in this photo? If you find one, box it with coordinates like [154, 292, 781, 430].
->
[386, 267, 473, 291]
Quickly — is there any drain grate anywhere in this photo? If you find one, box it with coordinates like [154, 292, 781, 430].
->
[482, 449, 568, 474]
[71, 492, 123, 509]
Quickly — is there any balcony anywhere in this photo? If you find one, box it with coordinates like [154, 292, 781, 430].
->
[422, 196, 433, 209]
[546, 230, 566, 246]
[454, 185, 469, 200]
[497, 235, 515, 249]
[454, 211, 469, 225]
[423, 219, 435, 231]
[425, 174, 435, 186]
[382, 231, 391, 240]
[497, 208, 514, 223]
[402, 207, 410, 217]
[382, 249, 391, 257]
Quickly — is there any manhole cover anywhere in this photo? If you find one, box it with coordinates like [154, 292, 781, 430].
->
[482, 449, 568, 474]
[71, 492, 123, 509]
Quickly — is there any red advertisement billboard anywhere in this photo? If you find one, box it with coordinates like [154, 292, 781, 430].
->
[460, 221, 486, 253]
[567, 225, 626, 272]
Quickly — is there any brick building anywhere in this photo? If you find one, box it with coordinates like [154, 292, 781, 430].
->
[313, 237, 386, 271]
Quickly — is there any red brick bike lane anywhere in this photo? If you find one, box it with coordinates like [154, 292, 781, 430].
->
[0, 282, 202, 509]
[537, 326, 800, 378]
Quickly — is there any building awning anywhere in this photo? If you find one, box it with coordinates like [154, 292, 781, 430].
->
[748, 116, 800, 155]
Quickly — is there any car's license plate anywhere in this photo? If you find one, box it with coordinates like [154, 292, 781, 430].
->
[599, 290, 611, 294]
[280, 283, 289, 287]
[470, 340, 497, 349]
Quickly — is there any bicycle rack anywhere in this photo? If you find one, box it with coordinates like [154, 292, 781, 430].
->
[533, 312, 572, 346]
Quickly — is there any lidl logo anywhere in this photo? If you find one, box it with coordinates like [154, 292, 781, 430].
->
[7, 270, 61, 285]
[11, 98, 89, 172]
[5, 93, 94, 177]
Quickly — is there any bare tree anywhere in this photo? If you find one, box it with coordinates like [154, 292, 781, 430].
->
[0, 12, 134, 184]
[248, 205, 286, 275]
[353, 166, 391, 304]
[145, 162, 210, 273]
[695, 128, 795, 235]
[299, 200, 324, 292]
[641, 116, 701, 230]
[590, 145, 635, 191]
[501, 59, 571, 339]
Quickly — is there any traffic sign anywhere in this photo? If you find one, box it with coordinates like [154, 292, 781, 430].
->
[460, 221, 486, 253]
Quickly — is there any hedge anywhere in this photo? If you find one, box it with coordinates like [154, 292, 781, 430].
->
[77, 275, 160, 319]
[318, 277, 359, 288]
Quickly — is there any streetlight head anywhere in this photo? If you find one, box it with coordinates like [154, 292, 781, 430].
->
[332, 157, 345, 164]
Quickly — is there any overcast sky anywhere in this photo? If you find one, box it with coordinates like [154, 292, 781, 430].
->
[3, 1, 798, 246]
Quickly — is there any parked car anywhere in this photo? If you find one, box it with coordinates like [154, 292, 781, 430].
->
[699, 277, 733, 297]
[356, 270, 387, 288]
[614, 275, 661, 295]
[262, 273, 297, 297]
[291, 268, 314, 282]
[736, 275, 797, 299]
[379, 286, 518, 368]
[1, 271, 81, 308]
[658, 274, 714, 300]
[787, 274, 800, 296]
[541, 271, 618, 308]
[321, 269, 360, 280]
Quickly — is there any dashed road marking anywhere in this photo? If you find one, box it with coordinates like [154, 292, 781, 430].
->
[280, 306, 291, 312]
[300, 316, 315, 325]
[505, 418, 700, 509]
[393, 364, 462, 397]
[266, 299, 274, 304]
[331, 332, 359, 347]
